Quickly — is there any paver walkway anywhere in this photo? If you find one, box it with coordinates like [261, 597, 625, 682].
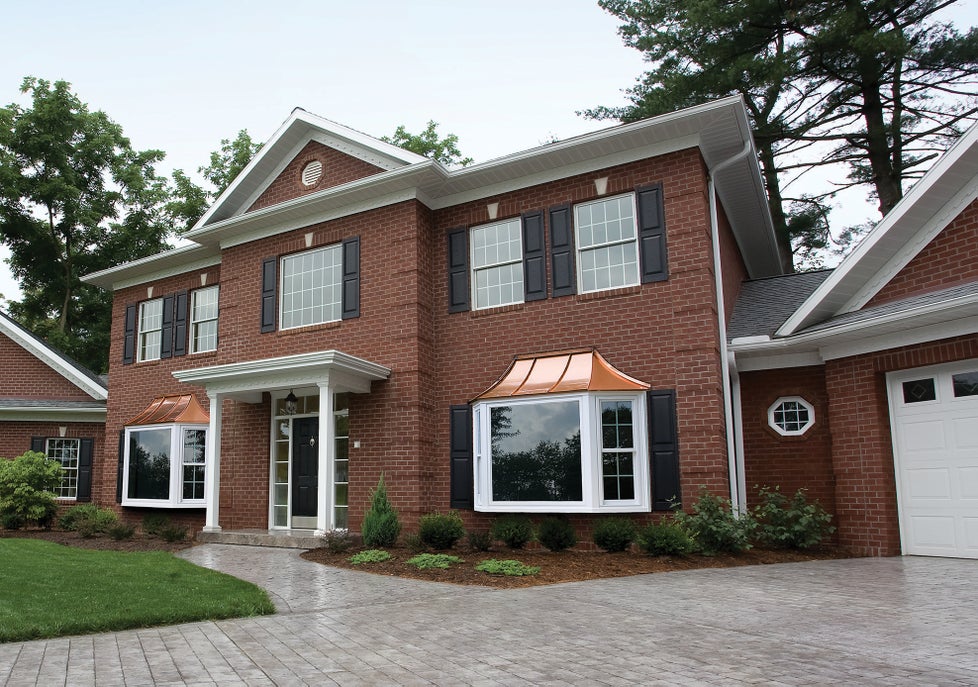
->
[2, 545, 976, 685]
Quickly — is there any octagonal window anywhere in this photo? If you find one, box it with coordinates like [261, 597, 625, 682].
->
[768, 396, 814, 436]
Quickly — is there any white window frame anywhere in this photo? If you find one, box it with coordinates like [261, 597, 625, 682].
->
[190, 285, 219, 354]
[470, 217, 524, 309]
[279, 244, 343, 330]
[574, 193, 640, 294]
[137, 298, 163, 362]
[473, 392, 649, 513]
[122, 424, 208, 508]
[767, 396, 815, 436]
[46, 438, 80, 500]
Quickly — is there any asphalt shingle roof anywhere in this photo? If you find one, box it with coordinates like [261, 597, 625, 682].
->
[727, 270, 833, 341]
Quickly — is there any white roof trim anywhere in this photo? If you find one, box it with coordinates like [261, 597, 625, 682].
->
[0, 314, 107, 401]
[82, 244, 220, 291]
[0, 406, 107, 422]
[778, 121, 978, 336]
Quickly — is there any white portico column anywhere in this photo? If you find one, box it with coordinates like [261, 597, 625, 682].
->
[315, 382, 334, 535]
[203, 393, 223, 532]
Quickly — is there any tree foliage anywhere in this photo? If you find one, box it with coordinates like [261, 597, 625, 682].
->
[382, 120, 473, 167]
[0, 77, 170, 372]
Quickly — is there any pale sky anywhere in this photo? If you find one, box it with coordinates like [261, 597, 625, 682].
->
[0, 0, 975, 304]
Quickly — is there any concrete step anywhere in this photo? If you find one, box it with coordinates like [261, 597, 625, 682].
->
[197, 529, 322, 549]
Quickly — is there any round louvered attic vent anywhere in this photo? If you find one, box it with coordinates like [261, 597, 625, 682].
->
[301, 160, 323, 187]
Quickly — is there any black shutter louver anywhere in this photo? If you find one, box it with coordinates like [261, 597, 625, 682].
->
[261, 257, 277, 333]
[447, 227, 469, 313]
[116, 429, 125, 504]
[341, 236, 360, 319]
[549, 204, 576, 297]
[521, 210, 547, 301]
[160, 295, 175, 359]
[449, 405, 474, 509]
[637, 183, 668, 283]
[30, 437, 45, 454]
[173, 290, 189, 356]
[648, 389, 681, 510]
[77, 438, 94, 502]
[122, 304, 137, 364]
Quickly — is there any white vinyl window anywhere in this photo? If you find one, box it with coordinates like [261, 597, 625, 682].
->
[768, 397, 815, 436]
[575, 194, 640, 293]
[190, 286, 219, 353]
[473, 392, 649, 513]
[46, 438, 80, 499]
[471, 218, 524, 309]
[137, 298, 163, 362]
[280, 245, 343, 329]
[123, 424, 208, 507]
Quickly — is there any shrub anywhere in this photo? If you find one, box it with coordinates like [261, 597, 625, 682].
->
[107, 522, 136, 541]
[361, 475, 401, 548]
[1, 512, 24, 530]
[476, 559, 540, 576]
[592, 517, 636, 552]
[637, 521, 695, 556]
[0, 451, 62, 527]
[142, 514, 171, 536]
[349, 549, 391, 565]
[404, 532, 426, 553]
[678, 490, 754, 555]
[60, 504, 118, 534]
[159, 524, 187, 542]
[318, 529, 354, 554]
[537, 516, 577, 552]
[407, 553, 462, 569]
[467, 530, 492, 552]
[418, 511, 465, 550]
[753, 486, 835, 550]
[490, 515, 533, 549]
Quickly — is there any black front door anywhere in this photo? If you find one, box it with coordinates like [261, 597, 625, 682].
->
[292, 417, 319, 518]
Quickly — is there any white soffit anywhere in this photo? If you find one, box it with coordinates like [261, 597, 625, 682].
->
[82, 244, 221, 291]
[778, 122, 978, 336]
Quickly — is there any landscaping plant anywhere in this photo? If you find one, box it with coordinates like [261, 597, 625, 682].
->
[467, 530, 492, 551]
[0, 451, 62, 528]
[475, 559, 540, 576]
[142, 513, 171, 536]
[349, 549, 392, 565]
[537, 516, 577, 552]
[318, 528, 354, 554]
[361, 475, 401, 547]
[592, 517, 636, 552]
[60, 504, 118, 536]
[490, 514, 533, 549]
[407, 553, 463, 569]
[637, 520, 695, 556]
[107, 522, 136, 541]
[753, 486, 834, 550]
[678, 490, 754, 555]
[417, 511, 465, 550]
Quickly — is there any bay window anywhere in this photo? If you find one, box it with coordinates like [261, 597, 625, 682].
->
[123, 424, 208, 507]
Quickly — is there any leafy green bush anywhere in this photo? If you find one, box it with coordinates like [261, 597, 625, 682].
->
[537, 516, 577, 552]
[361, 475, 401, 547]
[318, 529, 354, 554]
[678, 490, 754, 555]
[1, 512, 24, 530]
[349, 549, 391, 565]
[107, 523, 136, 541]
[753, 486, 835, 549]
[491, 515, 533, 549]
[637, 521, 695, 556]
[159, 524, 187, 542]
[592, 517, 636, 552]
[476, 559, 540, 576]
[467, 530, 492, 551]
[60, 504, 118, 534]
[407, 553, 462, 569]
[142, 514, 171, 536]
[418, 511, 465, 550]
[0, 451, 62, 527]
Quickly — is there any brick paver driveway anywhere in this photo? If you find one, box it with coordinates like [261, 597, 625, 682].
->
[2, 544, 976, 685]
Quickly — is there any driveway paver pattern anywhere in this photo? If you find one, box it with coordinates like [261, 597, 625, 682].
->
[1, 544, 976, 686]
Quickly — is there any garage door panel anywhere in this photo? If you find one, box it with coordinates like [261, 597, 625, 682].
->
[960, 468, 978, 499]
[901, 419, 947, 453]
[965, 518, 978, 551]
[906, 468, 951, 499]
[909, 515, 957, 548]
[952, 418, 978, 448]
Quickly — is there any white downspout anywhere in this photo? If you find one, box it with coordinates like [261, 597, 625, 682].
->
[708, 141, 751, 513]
[729, 352, 748, 509]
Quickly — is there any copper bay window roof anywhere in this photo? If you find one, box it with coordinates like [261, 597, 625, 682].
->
[474, 349, 650, 400]
[125, 394, 210, 426]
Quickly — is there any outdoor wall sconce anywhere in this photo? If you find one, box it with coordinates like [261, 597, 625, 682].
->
[285, 389, 298, 415]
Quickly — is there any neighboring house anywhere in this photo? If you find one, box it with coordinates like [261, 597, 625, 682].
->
[0, 310, 107, 503]
[80, 96, 978, 559]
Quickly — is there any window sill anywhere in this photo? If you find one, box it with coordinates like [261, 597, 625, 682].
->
[475, 503, 649, 514]
[470, 303, 525, 318]
[277, 319, 343, 336]
[122, 499, 207, 509]
[576, 285, 642, 302]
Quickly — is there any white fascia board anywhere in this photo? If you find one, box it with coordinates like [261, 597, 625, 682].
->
[82, 244, 220, 291]
[0, 318, 107, 401]
[0, 407, 107, 423]
[818, 315, 978, 361]
[734, 351, 824, 372]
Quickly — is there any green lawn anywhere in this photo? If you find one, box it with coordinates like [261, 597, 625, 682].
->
[0, 539, 275, 642]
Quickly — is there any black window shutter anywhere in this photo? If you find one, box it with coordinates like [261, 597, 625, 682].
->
[648, 389, 681, 510]
[77, 438, 94, 502]
[341, 236, 360, 319]
[261, 257, 277, 333]
[637, 184, 668, 283]
[122, 304, 137, 364]
[522, 210, 547, 301]
[173, 290, 189, 357]
[449, 405, 474, 509]
[447, 227, 469, 313]
[116, 429, 125, 504]
[31, 436, 45, 454]
[160, 295, 175, 359]
[549, 204, 576, 297]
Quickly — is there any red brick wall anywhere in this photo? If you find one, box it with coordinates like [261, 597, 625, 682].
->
[825, 334, 978, 556]
[866, 198, 978, 307]
[0, 334, 95, 401]
[248, 141, 384, 212]
[739, 366, 835, 516]
[717, 200, 747, 323]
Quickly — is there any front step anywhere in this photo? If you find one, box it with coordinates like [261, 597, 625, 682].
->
[197, 529, 322, 549]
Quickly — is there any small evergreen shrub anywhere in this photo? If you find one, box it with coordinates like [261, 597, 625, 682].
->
[349, 549, 391, 565]
[318, 529, 354, 554]
[476, 559, 540, 576]
[407, 553, 462, 569]
[467, 530, 492, 551]
[159, 523, 187, 542]
[537, 516, 577, 552]
[0, 451, 62, 527]
[60, 504, 118, 534]
[107, 522, 136, 541]
[678, 490, 754, 555]
[753, 486, 835, 550]
[142, 513, 171, 536]
[361, 475, 401, 548]
[1, 512, 24, 530]
[404, 532, 426, 553]
[418, 511, 465, 550]
[592, 517, 636, 552]
[637, 521, 695, 556]
[490, 515, 533, 549]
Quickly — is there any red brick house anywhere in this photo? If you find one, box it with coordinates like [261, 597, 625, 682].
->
[0, 310, 106, 504]
[82, 97, 978, 558]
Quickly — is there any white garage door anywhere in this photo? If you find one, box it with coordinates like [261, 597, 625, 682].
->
[888, 361, 978, 558]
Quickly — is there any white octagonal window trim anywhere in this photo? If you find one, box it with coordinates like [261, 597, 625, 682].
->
[768, 396, 815, 437]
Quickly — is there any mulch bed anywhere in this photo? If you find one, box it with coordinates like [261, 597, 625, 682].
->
[0, 527, 196, 554]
